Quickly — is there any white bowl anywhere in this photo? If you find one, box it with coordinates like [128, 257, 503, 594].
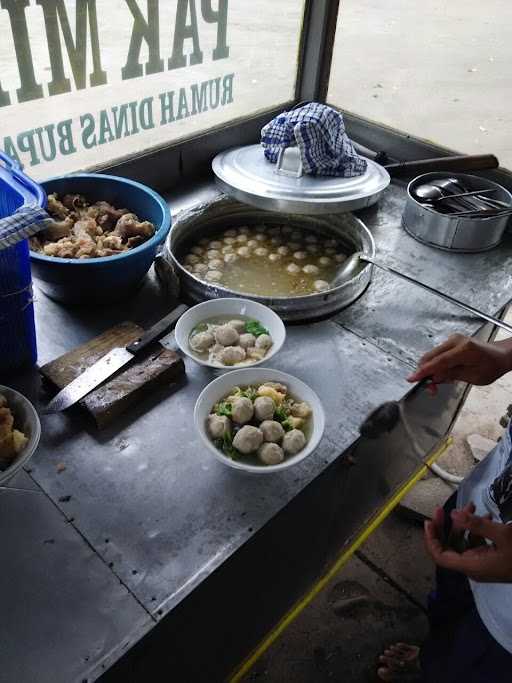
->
[0, 385, 41, 485]
[175, 298, 286, 370]
[194, 368, 325, 474]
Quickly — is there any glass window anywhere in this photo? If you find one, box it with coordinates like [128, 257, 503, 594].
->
[328, 2, 512, 169]
[0, 0, 305, 180]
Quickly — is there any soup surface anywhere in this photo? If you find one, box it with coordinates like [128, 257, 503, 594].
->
[180, 224, 349, 297]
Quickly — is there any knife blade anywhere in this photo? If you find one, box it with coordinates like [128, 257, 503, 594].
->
[41, 304, 188, 414]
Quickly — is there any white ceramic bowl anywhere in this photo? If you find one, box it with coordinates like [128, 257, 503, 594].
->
[175, 298, 286, 370]
[0, 385, 41, 485]
[194, 368, 325, 474]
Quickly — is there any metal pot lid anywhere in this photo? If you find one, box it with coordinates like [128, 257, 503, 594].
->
[212, 144, 390, 214]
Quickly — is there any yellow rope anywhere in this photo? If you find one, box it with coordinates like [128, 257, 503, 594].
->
[228, 436, 453, 683]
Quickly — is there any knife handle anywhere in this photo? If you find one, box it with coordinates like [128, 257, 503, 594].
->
[126, 304, 188, 355]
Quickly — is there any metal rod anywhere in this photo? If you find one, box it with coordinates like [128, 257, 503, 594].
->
[362, 256, 512, 335]
[435, 188, 496, 202]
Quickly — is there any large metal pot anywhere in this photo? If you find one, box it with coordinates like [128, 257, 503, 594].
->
[161, 195, 375, 322]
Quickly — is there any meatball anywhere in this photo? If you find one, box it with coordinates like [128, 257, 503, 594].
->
[191, 246, 204, 256]
[290, 401, 312, 418]
[287, 263, 301, 274]
[207, 249, 222, 260]
[233, 425, 263, 454]
[318, 256, 332, 266]
[205, 270, 223, 282]
[255, 334, 272, 351]
[185, 254, 200, 265]
[239, 333, 256, 349]
[209, 259, 224, 270]
[293, 251, 308, 261]
[254, 247, 268, 257]
[258, 442, 284, 465]
[218, 346, 246, 366]
[255, 233, 266, 242]
[231, 396, 254, 423]
[268, 253, 281, 262]
[237, 246, 251, 257]
[215, 324, 239, 346]
[260, 420, 285, 443]
[209, 240, 223, 249]
[224, 229, 237, 238]
[303, 264, 319, 275]
[189, 331, 215, 353]
[236, 234, 249, 244]
[224, 252, 239, 264]
[228, 319, 246, 333]
[247, 239, 258, 248]
[224, 237, 236, 245]
[254, 396, 275, 422]
[314, 280, 329, 292]
[193, 263, 208, 276]
[282, 429, 306, 455]
[222, 245, 234, 254]
[277, 246, 290, 256]
[208, 414, 231, 439]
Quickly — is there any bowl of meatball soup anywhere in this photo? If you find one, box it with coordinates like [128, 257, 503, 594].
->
[175, 298, 286, 370]
[194, 368, 325, 474]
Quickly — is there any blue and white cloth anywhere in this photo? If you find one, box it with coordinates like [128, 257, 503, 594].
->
[261, 103, 367, 178]
[0, 203, 50, 251]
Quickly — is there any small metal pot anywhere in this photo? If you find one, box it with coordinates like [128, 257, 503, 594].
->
[402, 172, 512, 253]
[161, 195, 375, 322]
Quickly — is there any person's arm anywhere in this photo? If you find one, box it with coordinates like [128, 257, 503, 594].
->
[425, 506, 512, 582]
[408, 334, 512, 386]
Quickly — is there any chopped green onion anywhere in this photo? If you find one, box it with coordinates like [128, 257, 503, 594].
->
[245, 320, 269, 337]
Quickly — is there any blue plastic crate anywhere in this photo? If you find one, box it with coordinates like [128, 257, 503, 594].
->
[0, 152, 46, 376]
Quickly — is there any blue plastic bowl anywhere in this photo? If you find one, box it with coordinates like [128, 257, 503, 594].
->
[30, 173, 171, 304]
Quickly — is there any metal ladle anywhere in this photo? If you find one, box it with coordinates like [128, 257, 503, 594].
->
[334, 252, 512, 335]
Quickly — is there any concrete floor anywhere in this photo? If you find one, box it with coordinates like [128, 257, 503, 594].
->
[240, 315, 512, 681]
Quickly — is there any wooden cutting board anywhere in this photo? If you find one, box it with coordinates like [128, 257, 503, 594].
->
[40, 321, 185, 428]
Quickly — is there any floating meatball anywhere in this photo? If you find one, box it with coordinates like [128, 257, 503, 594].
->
[193, 263, 209, 276]
[303, 264, 319, 275]
[282, 429, 306, 455]
[318, 256, 332, 266]
[254, 396, 275, 422]
[209, 240, 223, 249]
[290, 401, 312, 418]
[236, 234, 249, 244]
[293, 251, 307, 261]
[247, 239, 258, 248]
[205, 270, 223, 282]
[277, 246, 290, 256]
[224, 237, 236, 245]
[255, 233, 266, 242]
[254, 247, 268, 257]
[229, 319, 246, 333]
[215, 324, 239, 346]
[239, 333, 256, 349]
[218, 346, 246, 367]
[207, 249, 222, 260]
[209, 259, 224, 270]
[191, 246, 204, 256]
[224, 253, 239, 264]
[224, 229, 237, 238]
[233, 425, 263, 454]
[208, 414, 231, 439]
[314, 280, 330, 291]
[190, 331, 215, 353]
[185, 254, 200, 265]
[287, 263, 301, 274]
[268, 253, 281, 262]
[237, 246, 251, 258]
[260, 420, 285, 443]
[231, 398, 254, 425]
[258, 442, 284, 465]
[222, 245, 234, 255]
[255, 334, 272, 351]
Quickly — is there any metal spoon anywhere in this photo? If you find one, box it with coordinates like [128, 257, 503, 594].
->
[334, 252, 512, 335]
[431, 178, 495, 212]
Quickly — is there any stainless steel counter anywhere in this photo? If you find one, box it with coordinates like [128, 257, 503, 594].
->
[2, 178, 511, 682]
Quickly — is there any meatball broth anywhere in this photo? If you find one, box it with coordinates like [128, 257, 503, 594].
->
[207, 382, 312, 466]
[189, 316, 273, 367]
[180, 224, 349, 296]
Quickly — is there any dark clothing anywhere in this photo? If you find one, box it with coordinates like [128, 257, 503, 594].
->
[420, 494, 512, 683]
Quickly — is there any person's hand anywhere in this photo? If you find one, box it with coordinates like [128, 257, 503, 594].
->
[408, 334, 511, 386]
[425, 506, 512, 582]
